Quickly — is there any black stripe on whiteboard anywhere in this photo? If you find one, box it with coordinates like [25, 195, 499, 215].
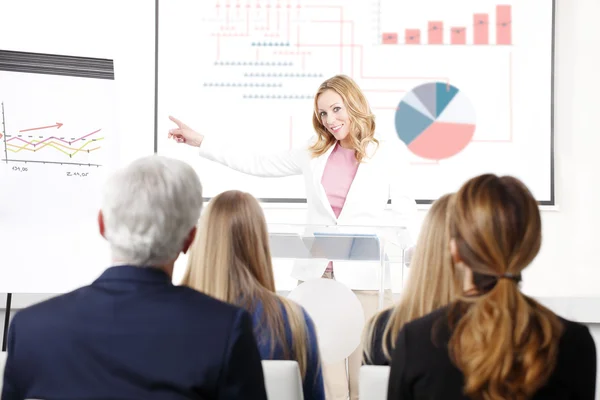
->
[0, 50, 114, 80]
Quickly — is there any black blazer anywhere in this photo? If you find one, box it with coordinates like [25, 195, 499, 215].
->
[363, 308, 393, 366]
[387, 304, 597, 400]
[2, 266, 268, 400]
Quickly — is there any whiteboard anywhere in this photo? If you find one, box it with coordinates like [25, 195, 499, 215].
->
[157, 0, 555, 204]
[0, 0, 155, 293]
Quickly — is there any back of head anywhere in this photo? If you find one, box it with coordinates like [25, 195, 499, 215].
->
[183, 190, 275, 302]
[448, 174, 562, 399]
[101, 155, 203, 267]
[363, 193, 461, 363]
[310, 74, 377, 161]
[182, 190, 315, 379]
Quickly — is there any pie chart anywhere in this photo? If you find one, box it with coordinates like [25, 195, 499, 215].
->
[395, 82, 476, 160]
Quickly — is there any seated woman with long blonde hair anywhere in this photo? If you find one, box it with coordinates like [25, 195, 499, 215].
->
[362, 193, 462, 365]
[182, 190, 325, 400]
[387, 174, 596, 400]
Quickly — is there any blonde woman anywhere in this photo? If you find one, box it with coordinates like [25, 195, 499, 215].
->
[362, 193, 461, 365]
[181, 190, 324, 400]
[387, 174, 597, 400]
[169, 74, 416, 400]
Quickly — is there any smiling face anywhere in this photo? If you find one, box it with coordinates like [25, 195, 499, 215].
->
[316, 89, 352, 147]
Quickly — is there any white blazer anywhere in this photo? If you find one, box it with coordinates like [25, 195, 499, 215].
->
[198, 135, 417, 290]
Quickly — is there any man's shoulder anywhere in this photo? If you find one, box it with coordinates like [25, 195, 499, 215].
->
[12, 285, 245, 330]
[9, 287, 89, 328]
[173, 285, 243, 315]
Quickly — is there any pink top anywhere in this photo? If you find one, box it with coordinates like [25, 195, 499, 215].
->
[321, 143, 360, 274]
[321, 143, 360, 218]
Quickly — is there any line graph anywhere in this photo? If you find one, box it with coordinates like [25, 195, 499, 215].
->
[6, 129, 103, 155]
[1, 102, 104, 167]
[6, 135, 104, 156]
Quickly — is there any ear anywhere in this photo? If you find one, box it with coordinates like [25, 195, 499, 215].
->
[98, 210, 106, 239]
[449, 238, 462, 264]
[182, 226, 197, 254]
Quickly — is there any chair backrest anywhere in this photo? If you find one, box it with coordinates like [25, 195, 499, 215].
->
[359, 365, 390, 400]
[0, 351, 6, 393]
[261, 360, 304, 400]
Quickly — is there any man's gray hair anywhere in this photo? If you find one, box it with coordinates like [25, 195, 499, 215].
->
[101, 155, 203, 266]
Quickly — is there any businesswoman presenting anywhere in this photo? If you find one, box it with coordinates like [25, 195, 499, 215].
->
[168, 74, 416, 400]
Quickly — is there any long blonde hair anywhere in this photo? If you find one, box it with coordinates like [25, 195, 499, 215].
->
[310, 74, 378, 163]
[181, 190, 316, 378]
[448, 174, 563, 400]
[362, 193, 461, 363]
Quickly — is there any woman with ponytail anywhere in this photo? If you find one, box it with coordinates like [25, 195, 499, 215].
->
[387, 174, 596, 400]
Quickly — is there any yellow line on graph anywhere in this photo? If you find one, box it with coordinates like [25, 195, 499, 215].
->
[8, 142, 68, 156]
[7, 138, 104, 156]
[71, 138, 104, 156]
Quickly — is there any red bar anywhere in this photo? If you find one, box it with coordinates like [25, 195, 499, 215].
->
[473, 13, 489, 44]
[382, 32, 398, 44]
[451, 27, 466, 44]
[428, 21, 443, 44]
[496, 5, 512, 44]
[405, 29, 420, 44]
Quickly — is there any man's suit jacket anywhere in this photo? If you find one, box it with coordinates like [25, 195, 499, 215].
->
[2, 265, 268, 400]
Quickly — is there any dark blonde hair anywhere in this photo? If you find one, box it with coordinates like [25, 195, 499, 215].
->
[362, 193, 461, 363]
[181, 190, 317, 379]
[310, 74, 378, 162]
[448, 174, 563, 400]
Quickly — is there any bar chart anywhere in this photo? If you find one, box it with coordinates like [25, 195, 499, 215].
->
[381, 4, 512, 46]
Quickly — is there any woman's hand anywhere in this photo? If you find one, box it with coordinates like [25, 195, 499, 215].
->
[168, 116, 204, 147]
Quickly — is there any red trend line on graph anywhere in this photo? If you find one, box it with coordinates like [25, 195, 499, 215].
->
[6, 128, 102, 147]
[19, 122, 63, 133]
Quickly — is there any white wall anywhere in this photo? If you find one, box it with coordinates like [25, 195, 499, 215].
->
[519, 0, 600, 298]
